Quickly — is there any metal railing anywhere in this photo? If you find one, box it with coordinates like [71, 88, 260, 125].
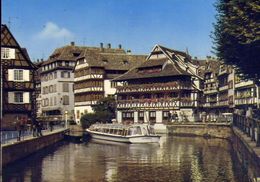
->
[1, 125, 65, 145]
[233, 113, 260, 147]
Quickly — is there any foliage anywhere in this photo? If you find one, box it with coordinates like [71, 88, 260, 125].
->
[212, 0, 260, 81]
[80, 97, 116, 129]
[80, 113, 97, 129]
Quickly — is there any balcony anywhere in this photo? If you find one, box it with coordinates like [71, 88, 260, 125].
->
[219, 85, 228, 92]
[74, 87, 103, 93]
[117, 98, 194, 109]
[204, 87, 218, 94]
[218, 100, 229, 106]
[204, 102, 218, 107]
[75, 101, 98, 106]
[116, 82, 192, 94]
[235, 80, 254, 88]
[235, 97, 257, 105]
[205, 78, 216, 83]
[74, 74, 103, 82]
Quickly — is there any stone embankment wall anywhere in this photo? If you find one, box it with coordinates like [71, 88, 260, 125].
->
[167, 123, 232, 139]
[2, 129, 68, 166]
[231, 128, 260, 181]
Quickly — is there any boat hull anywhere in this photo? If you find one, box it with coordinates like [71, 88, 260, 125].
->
[87, 130, 160, 144]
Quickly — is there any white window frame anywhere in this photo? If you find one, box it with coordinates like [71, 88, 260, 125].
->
[14, 70, 23, 81]
[1, 48, 15, 59]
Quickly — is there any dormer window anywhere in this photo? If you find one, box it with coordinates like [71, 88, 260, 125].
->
[103, 60, 108, 64]
[123, 60, 129, 65]
[73, 52, 80, 57]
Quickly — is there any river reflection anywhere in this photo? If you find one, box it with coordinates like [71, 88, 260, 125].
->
[3, 135, 248, 182]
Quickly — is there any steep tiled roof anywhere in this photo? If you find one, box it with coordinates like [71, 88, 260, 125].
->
[113, 45, 193, 81]
[100, 53, 147, 70]
[42, 44, 126, 66]
[114, 60, 190, 81]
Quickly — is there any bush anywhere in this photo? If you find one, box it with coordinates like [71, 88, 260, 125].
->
[80, 111, 113, 129]
[80, 113, 98, 129]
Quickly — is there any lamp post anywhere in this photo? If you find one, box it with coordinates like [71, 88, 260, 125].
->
[65, 110, 68, 129]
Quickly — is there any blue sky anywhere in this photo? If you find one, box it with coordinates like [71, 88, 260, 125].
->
[2, 0, 216, 61]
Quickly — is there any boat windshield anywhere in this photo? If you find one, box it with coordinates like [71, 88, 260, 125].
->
[128, 126, 142, 136]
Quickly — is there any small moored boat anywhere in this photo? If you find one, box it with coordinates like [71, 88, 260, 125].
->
[86, 123, 160, 143]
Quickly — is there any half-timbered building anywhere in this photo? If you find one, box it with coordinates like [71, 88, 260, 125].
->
[74, 44, 146, 123]
[1, 24, 37, 129]
[113, 44, 203, 125]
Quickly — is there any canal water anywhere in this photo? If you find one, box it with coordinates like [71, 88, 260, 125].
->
[2, 135, 248, 182]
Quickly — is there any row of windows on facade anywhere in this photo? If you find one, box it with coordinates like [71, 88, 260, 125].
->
[205, 80, 233, 89]
[42, 61, 75, 71]
[1, 48, 15, 59]
[41, 71, 71, 82]
[42, 83, 70, 94]
[206, 87, 257, 100]
[121, 111, 170, 119]
[42, 95, 70, 107]
[7, 69, 30, 81]
[74, 81, 104, 89]
[75, 94, 103, 102]
[74, 68, 104, 78]
[118, 92, 191, 100]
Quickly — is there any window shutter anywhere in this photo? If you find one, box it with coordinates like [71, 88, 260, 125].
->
[8, 92, 14, 103]
[24, 70, 30, 81]
[9, 48, 15, 59]
[8, 69, 14, 81]
[23, 92, 30, 103]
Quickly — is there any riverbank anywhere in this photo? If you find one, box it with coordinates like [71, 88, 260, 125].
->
[2, 128, 68, 166]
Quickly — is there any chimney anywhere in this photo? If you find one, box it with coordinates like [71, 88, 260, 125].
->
[71, 41, 75, 46]
[100, 42, 103, 49]
[37, 59, 39, 63]
[118, 44, 122, 49]
[127, 49, 131, 54]
[107, 43, 111, 49]
[41, 58, 44, 62]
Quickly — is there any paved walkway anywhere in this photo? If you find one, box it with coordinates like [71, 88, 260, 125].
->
[1, 125, 67, 145]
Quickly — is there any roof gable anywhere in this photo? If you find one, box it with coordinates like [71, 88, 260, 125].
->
[1, 24, 36, 69]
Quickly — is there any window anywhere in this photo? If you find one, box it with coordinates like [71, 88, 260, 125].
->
[111, 82, 117, 88]
[149, 111, 156, 118]
[63, 95, 69, 105]
[102, 60, 108, 64]
[138, 111, 144, 118]
[77, 110, 80, 119]
[14, 92, 23, 103]
[14, 70, 23, 81]
[1, 48, 15, 59]
[163, 111, 170, 119]
[61, 71, 70, 78]
[63, 83, 69, 92]
[54, 72, 57, 79]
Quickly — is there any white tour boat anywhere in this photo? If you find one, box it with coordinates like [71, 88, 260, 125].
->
[86, 123, 160, 143]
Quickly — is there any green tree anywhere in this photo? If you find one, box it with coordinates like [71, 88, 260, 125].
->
[80, 97, 116, 129]
[213, 0, 260, 80]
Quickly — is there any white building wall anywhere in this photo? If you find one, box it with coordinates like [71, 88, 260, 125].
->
[144, 111, 149, 123]
[74, 105, 94, 124]
[41, 69, 75, 120]
[156, 111, 162, 123]
[104, 79, 116, 97]
[117, 110, 122, 123]
[134, 111, 138, 123]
